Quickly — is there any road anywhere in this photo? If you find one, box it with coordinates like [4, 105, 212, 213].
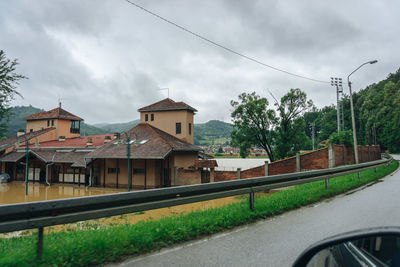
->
[114, 156, 400, 267]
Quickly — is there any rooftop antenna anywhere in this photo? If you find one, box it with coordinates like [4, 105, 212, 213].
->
[58, 97, 68, 108]
[158, 88, 170, 98]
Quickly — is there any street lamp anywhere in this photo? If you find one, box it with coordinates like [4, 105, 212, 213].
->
[122, 132, 138, 192]
[16, 135, 30, 196]
[347, 60, 378, 164]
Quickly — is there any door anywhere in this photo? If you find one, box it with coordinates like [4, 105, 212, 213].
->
[201, 169, 210, 183]
[163, 168, 171, 187]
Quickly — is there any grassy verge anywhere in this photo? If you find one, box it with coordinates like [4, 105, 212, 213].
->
[1, 161, 398, 266]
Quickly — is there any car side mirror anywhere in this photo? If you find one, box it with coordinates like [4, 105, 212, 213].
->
[293, 227, 400, 267]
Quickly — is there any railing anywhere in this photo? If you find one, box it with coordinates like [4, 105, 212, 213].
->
[0, 155, 393, 258]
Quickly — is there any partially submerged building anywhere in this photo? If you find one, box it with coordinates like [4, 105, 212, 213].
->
[0, 99, 217, 189]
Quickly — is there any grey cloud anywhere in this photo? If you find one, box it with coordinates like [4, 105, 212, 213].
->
[1, 0, 399, 125]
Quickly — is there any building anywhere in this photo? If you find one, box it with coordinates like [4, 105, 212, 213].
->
[0, 99, 217, 189]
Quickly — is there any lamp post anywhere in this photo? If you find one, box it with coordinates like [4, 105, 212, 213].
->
[347, 60, 378, 164]
[122, 132, 137, 192]
[16, 135, 30, 196]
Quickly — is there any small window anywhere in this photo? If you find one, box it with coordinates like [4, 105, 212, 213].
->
[30, 129, 33, 132]
[176, 122, 181, 134]
[47, 120, 50, 127]
[189, 123, 192, 135]
[108, 168, 120, 174]
[51, 120, 54, 126]
[133, 168, 145, 174]
[145, 114, 148, 121]
[151, 114, 154, 121]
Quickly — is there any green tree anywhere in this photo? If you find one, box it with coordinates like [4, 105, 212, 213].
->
[274, 88, 314, 159]
[0, 50, 26, 138]
[230, 92, 276, 161]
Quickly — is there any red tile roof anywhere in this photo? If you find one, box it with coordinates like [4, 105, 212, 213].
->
[23, 107, 83, 121]
[85, 123, 201, 159]
[138, 98, 197, 112]
[0, 127, 56, 152]
[21, 134, 113, 148]
[194, 159, 218, 169]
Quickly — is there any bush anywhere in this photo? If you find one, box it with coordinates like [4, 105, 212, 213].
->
[328, 130, 353, 146]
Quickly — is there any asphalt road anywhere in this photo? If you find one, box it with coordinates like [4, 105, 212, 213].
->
[114, 156, 400, 267]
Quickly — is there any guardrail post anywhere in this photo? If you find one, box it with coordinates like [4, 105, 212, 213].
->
[325, 179, 329, 189]
[249, 190, 255, 210]
[37, 226, 44, 259]
[358, 172, 361, 179]
[264, 161, 269, 176]
[237, 168, 241, 179]
[296, 152, 301, 172]
[375, 167, 377, 173]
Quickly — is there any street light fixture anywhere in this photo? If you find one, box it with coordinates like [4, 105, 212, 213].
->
[347, 60, 378, 164]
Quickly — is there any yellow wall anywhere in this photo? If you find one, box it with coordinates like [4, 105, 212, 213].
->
[26, 119, 79, 139]
[140, 110, 194, 144]
[26, 120, 52, 133]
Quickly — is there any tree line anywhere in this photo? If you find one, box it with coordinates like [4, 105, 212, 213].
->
[231, 69, 400, 161]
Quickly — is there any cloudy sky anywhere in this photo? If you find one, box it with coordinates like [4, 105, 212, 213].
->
[0, 0, 399, 124]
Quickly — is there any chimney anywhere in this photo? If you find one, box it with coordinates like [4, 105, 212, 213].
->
[113, 133, 120, 139]
[17, 129, 25, 137]
[104, 135, 112, 143]
[59, 136, 66, 141]
[87, 137, 93, 146]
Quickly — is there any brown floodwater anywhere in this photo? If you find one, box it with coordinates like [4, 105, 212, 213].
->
[0, 181, 127, 204]
[1, 182, 267, 237]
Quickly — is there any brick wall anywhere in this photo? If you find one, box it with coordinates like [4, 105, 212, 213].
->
[215, 144, 381, 182]
[300, 147, 329, 170]
[268, 156, 297, 175]
[215, 170, 237, 182]
[177, 168, 201, 185]
[241, 165, 264, 179]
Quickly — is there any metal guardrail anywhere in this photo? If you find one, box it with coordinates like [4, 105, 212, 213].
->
[0, 155, 393, 258]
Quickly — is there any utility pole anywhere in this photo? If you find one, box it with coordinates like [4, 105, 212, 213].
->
[347, 60, 378, 164]
[310, 122, 315, 150]
[331, 77, 343, 133]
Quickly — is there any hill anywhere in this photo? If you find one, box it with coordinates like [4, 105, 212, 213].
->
[2, 106, 108, 137]
[2, 107, 234, 145]
[194, 120, 233, 145]
[93, 120, 140, 133]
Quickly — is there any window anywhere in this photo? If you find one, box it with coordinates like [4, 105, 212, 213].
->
[51, 120, 54, 126]
[176, 122, 181, 134]
[189, 123, 192, 135]
[30, 129, 33, 133]
[133, 168, 145, 174]
[47, 120, 50, 127]
[151, 114, 154, 121]
[108, 168, 120, 174]
[70, 120, 80, 134]
[145, 114, 148, 121]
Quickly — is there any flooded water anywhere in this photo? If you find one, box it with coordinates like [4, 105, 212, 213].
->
[216, 158, 269, 171]
[1, 182, 270, 237]
[0, 181, 126, 205]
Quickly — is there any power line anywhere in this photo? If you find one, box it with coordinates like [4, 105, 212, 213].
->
[124, 0, 330, 84]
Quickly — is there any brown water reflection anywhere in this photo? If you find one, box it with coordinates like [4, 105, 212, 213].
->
[0, 182, 126, 204]
[1, 182, 261, 237]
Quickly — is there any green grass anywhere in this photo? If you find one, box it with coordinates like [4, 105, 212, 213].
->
[0, 161, 398, 266]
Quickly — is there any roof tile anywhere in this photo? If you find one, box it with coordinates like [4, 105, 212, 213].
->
[23, 107, 83, 121]
[138, 98, 197, 112]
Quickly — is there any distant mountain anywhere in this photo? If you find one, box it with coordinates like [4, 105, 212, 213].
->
[93, 120, 140, 133]
[3, 107, 233, 145]
[2, 106, 44, 136]
[3, 106, 108, 137]
[194, 120, 233, 145]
